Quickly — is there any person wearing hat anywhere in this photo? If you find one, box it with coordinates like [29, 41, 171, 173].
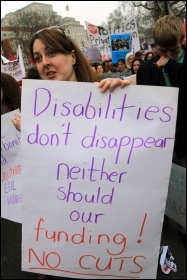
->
[122, 52, 135, 77]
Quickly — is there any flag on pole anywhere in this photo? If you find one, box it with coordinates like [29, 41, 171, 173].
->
[17, 45, 26, 77]
[65, 5, 69, 11]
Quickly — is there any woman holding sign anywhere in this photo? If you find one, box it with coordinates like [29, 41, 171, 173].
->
[12, 26, 130, 279]
[30, 26, 129, 90]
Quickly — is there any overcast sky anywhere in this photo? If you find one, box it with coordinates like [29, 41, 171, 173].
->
[1, 1, 119, 27]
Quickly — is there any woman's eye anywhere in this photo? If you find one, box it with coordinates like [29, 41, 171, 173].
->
[34, 57, 41, 62]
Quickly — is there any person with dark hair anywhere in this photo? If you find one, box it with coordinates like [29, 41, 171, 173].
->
[117, 58, 126, 76]
[97, 60, 124, 81]
[137, 15, 186, 237]
[1, 72, 21, 115]
[29, 27, 129, 89]
[25, 65, 41, 79]
[135, 51, 144, 59]
[12, 25, 130, 279]
[131, 57, 144, 74]
[150, 43, 158, 56]
[144, 51, 154, 61]
[95, 62, 108, 76]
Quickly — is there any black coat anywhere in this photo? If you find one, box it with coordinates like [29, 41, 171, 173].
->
[137, 48, 186, 159]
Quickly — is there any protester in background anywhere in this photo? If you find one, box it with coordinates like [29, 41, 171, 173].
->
[141, 38, 149, 50]
[95, 62, 108, 76]
[150, 43, 158, 56]
[12, 26, 130, 279]
[123, 52, 135, 77]
[25, 65, 41, 79]
[117, 58, 126, 76]
[97, 60, 124, 81]
[135, 50, 144, 60]
[103, 59, 111, 72]
[18, 65, 41, 90]
[144, 51, 154, 61]
[131, 57, 144, 74]
[105, 59, 117, 73]
[137, 15, 186, 236]
[1, 72, 21, 115]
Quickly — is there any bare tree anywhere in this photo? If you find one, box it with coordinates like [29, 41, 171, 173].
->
[105, 1, 186, 38]
[133, 1, 186, 20]
[7, 10, 62, 60]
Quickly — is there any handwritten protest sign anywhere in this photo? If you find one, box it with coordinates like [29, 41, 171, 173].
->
[1, 57, 23, 82]
[1, 45, 25, 82]
[165, 163, 186, 229]
[21, 80, 178, 278]
[85, 16, 140, 61]
[1, 109, 22, 223]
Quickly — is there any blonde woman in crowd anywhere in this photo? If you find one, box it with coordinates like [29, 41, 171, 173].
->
[122, 52, 135, 77]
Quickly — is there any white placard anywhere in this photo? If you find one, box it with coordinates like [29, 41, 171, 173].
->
[21, 80, 178, 279]
[165, 163, 186, 228]
[1, 109, 22, 223]
[85, 16, 141, 61]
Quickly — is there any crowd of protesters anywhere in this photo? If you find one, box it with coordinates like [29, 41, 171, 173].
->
[1, 14, 186, 279]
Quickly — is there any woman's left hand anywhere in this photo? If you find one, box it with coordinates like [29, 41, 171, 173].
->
[11, 114, 21, 132]
[98, 78, 130, 93]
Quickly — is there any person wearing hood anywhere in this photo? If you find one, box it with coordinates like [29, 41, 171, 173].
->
[122, 52, 135, 77]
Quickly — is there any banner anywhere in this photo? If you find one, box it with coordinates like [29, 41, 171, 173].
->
[1, 45, 25, 82]
[85, 16, 140, 61]
[21, 80, 178, 279]
[1, 109, 22, 223]
[165, 163, 186, 229]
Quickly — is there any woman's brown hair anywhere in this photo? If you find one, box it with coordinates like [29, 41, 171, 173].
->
[1, 72, 21, 115]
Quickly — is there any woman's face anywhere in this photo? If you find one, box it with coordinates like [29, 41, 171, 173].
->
[96, 65, 104, 74]
[128, 55, 135, 67]
[117, 62, 126, 70]
[147, 53, 154, 60]
[133, 60, 141, 74]
[33, 39, 77, 81]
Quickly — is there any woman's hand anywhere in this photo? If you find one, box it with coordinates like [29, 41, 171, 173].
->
[11, 114, 21, 132]
[98, 78, 130, 93]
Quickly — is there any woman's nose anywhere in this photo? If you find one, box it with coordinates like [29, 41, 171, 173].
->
[42, 56, 51, 66]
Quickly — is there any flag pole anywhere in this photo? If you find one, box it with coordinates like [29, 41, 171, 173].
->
[65, 2, 71, 17]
